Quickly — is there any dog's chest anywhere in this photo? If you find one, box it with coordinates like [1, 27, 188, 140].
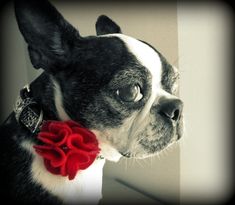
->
[21, 140, 105, 204]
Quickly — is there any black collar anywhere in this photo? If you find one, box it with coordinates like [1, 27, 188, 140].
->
[14, 85, 44, 133]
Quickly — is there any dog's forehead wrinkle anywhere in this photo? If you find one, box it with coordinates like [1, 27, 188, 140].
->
[106, 34, 162, 81]
[110, 67, 150, 90]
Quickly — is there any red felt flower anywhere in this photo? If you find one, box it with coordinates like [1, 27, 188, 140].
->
[33, 120, 100, 180]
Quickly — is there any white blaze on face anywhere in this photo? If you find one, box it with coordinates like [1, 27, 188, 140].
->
[107, 34, 162, 136]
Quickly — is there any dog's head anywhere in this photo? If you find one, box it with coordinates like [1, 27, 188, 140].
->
[15, 0, 183, 161]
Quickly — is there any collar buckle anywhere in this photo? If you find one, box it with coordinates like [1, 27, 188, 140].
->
[14, 85, 43, 133]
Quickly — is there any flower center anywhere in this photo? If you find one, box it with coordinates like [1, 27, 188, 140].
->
[62, 145, 69, 151]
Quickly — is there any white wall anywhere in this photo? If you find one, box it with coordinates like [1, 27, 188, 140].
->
[178, 2, 233, 204]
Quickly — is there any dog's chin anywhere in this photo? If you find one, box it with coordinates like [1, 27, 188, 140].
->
[91, 131, 123, 162]
[99, 144, 123, 162]
[121, 132, 181, 159]
[131, 118, 184, 159]
[92, 119, 183, 161]
[98, 136, 178, 161]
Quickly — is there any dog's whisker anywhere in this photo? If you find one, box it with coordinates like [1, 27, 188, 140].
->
[142, 157, 150, 167]
[136, 158, 144, 168]
[124, 157, 128, 170]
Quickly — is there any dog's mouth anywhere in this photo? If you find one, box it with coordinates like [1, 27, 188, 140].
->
[120, 139, 173, 159]
[119, 124, 183, 159]
[96, 111, 184, 160]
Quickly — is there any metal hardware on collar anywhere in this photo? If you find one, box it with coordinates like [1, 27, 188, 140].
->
[96, 155, 105, 160]
[24, 84, 30, 93]
[14, 84, 44, 133]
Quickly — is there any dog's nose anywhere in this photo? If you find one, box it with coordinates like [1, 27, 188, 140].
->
[158, 98, 183, 122]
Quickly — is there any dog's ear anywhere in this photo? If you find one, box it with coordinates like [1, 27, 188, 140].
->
[14, 0, 80, 72]
[96, 15, 122, 35]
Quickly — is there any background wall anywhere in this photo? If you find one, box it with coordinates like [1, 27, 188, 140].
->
[178, 2, 233, 204]
[0, 1, 233, 204]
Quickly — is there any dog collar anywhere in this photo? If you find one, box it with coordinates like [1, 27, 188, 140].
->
[14, 85, 104, 180]
[14, 85, 43, 133]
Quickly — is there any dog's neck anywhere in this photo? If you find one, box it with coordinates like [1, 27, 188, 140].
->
[21, 72, 105, 204]
[28, 72, 60, 121]
[28, 72, 122, 158]
[21, 139, 105, 204]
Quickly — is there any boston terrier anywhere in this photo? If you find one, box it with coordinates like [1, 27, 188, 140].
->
[0, 0, 183, 204]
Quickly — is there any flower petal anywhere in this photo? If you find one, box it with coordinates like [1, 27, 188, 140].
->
[48, 121, 72, 135]
[68, 134, 83, 149]
[37, 132, 67, 146]
[44, 159, 61, 175]
[66, 121, 98, 145]
[66, 133, 100, 152]
[59, 163, 68, 177]
[37, 121, 72, 146]
[72, 127, 97, 143]
[66, 150, 92, 180]
[79, 153, 97, 170]
[34, 145, 66, 167]
[66, 134, 83, 149]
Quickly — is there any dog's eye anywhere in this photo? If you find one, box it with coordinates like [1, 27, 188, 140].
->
[116, 84, 143, 102]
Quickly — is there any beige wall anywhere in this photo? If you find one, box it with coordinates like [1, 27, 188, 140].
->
[178, 2, 233, 204]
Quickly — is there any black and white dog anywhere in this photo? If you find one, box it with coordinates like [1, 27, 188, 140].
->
[0, 0, 183, 204]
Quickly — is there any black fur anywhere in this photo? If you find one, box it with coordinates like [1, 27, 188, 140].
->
[96, 15, 122, 35]
[0, 0, 182, 204]
[54, 37, 152, 129]
[0, 0, 151, 204]
[14, 0, 79, 72]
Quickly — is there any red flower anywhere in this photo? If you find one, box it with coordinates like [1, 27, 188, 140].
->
[33, 121, 100, 180]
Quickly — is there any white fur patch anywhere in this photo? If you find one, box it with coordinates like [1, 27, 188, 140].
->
[92, 130, 122, 162]
[105, 34, 163, 138]
[21, 140, 105, 204]
[52, 79, 70, 121]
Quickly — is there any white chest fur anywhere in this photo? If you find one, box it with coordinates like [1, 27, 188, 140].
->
[21, 140, 105, 204]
